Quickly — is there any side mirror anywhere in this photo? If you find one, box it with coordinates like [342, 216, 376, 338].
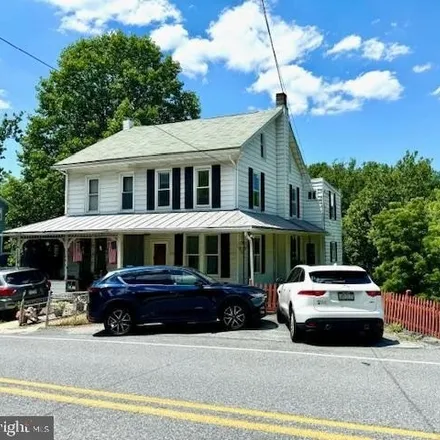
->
[194, 280, 204, 288]
[276, 277, 284, 284]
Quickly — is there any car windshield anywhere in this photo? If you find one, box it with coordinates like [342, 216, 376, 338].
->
[309, 270, 371, 284]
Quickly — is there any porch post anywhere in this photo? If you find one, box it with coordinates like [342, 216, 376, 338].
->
[15, 236, 22, 267]
[63, 236, 70, 281]
[91, 237, 96, 274]
[117, 234, 124, 268]
[245, 232, 254, 285]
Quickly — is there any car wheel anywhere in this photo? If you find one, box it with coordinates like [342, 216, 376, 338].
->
[276, 304, 286, 324]
[104, 306, 133, 336]
[221, 303, 248, 331]
[289, 309, 302, 343]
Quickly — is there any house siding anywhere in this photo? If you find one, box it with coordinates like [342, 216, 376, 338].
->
[238, 117, 278, 214]
[312, 179, 343, 264]
[66, 163, 236, 216]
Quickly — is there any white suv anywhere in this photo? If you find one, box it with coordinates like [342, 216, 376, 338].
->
[277, 265, 384, 342]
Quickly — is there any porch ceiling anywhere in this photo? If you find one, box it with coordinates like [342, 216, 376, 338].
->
[3, 210, 325, 237]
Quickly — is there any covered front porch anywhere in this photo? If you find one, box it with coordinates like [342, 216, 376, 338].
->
[3, 210, 326, 289]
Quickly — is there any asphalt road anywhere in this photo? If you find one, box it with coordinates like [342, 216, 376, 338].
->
[0, 316, 440, 440]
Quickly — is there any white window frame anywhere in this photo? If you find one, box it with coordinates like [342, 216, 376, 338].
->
[260, 132, 265, 159]
[86, 176, 100, 213]
[253, 172, 260, 208]
[205, 235, 220, 276]
[194, 167, 211, 208]
[185, 235, 200, 270]
[155, 169, 172, 209]
[120, 173, 134, 212]
[253, 235, 262, 274]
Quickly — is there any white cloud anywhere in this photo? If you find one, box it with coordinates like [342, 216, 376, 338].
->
[431, 86, 440, 97]
[413, 63, 432, 73]
[327, 35, 410, 61]
[41, 0, 181, 34]
[391, 22, 398, 28]
[326, 35, 361, 56]
[0, 89, 10, 110]
[249, 66, 403, 115]
[151, 0, 323, 76]
[371, 18, 380, 25]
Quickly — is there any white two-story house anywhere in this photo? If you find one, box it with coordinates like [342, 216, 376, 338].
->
[5, 93, 342, 288]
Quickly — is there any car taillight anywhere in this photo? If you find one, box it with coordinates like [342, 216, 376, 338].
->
[298, 290, 326, 296]
[367, 290, 381, 297]
[0, 287, 17, 297]
[88, 287, 100, 294]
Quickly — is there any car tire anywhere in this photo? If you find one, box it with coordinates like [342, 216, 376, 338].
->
[104, 306, 133, 336]
[220, 302, 248, 331]
[289, 309, 303, 343]
[276, 304, 286, 324]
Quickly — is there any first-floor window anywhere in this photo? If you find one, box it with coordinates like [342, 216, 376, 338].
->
[205, 235, 219, 275]
[88, 178, 99, 212]
[186, 236, 199, 270]
[122, 175, 134, 210]
[253, 236, 261, 273]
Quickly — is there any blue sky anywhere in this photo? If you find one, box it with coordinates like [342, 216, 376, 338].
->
[1, 0, 440, 175]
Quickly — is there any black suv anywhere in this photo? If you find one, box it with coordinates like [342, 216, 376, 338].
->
[0, 268, 51, 319]
[88, 266, 267, 336]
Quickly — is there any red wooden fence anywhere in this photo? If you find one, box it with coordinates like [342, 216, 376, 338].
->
[254, 284, 440, 339]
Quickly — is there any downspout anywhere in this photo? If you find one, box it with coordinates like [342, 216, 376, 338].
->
[245, 231, 254, 285]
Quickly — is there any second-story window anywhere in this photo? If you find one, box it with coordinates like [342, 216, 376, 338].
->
[122, 175, 133, 210]
[196, 168, 210, 206]
[253, 172, 260, 208]
[87, 178, 99, 212]
[157, 170, 171, 208]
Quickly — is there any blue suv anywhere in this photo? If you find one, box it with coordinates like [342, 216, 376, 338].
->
[88, 266, 267, 336]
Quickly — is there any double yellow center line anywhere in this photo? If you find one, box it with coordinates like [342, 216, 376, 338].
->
[0, 378, 438, 439]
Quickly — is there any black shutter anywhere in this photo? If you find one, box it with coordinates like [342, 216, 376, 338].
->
[297, 236, 301, 263]
[248, 167, 254, 209]
[220, 233, 230, 278]
[212, 165, 221, 209]
[289, 185, 293, 217]
[261, 172, 265, 212]
[172, 168, 181, 210]
[330, 242, 333, 262]
[146, 169, 155, 211]
[261, 235, 266, 274]
[184, 167, 194, 209]
[296, 187, 300, 218]
[333, 194, 337, 220]
[329, 191, 332, 219]
[174, 234, 183, 266]
[335, 242, 338, 261]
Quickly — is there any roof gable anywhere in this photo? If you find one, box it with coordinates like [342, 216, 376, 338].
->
[55, 107, 283, 168]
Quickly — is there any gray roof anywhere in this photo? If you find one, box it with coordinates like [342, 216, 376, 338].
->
[55, 108, 282, 167]
[4, 210, 324, 236]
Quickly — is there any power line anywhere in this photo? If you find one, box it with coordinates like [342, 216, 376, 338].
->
[0, 35, 58, 72]
[260, 0, 308, 166]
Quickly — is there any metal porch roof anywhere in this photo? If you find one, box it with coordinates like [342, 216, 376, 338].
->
[4, 210, 324, 236]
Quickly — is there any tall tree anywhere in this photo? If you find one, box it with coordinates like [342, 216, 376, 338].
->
[0, 31, 200, 227]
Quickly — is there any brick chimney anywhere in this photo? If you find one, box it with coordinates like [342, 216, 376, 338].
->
[276, 92, 287, 107]
[123, 119, 134, 130]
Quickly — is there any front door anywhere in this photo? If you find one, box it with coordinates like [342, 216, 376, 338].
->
[153, 243, 167, 265]
[306, 243, 316, 265]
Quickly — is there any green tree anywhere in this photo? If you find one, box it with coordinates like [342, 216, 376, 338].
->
[0, 31, 200, 227]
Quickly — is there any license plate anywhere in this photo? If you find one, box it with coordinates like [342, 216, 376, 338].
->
[338, 292, 354, 301]
[28, 288, 38, 295]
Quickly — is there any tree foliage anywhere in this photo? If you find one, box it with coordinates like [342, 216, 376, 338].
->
[0, 31, 200, 227]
